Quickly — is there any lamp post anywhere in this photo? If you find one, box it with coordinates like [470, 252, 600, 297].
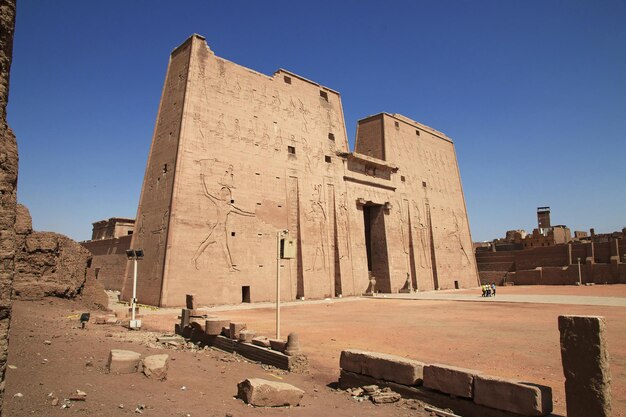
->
[126, 249, 144, 330]
[577, 257, 582, 286]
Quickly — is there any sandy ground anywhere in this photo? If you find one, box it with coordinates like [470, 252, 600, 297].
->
[140, 285, 626, 417]
[4, 285, 625, 416]
[2, 298, 432, 417]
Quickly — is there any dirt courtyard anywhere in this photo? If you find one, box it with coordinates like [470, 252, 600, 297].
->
[3, 285, 624, 416]
[142, 285, 626, 416]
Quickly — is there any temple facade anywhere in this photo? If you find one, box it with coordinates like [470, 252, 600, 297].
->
[121, 34, 478, 307]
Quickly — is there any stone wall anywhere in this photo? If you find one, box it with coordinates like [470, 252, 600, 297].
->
[0, 0, 17, 410]
[81, 234, 131, 291]
[476, 239, 626, 285]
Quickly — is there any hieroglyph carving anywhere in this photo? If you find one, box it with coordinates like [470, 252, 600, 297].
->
[305, 184, 327, 271]
[192, 173, 255, 271]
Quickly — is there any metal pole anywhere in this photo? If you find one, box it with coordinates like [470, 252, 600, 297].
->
[132, 257, 138, 322]
[276, 231, 281, 339]
[577, 257, 582, 286]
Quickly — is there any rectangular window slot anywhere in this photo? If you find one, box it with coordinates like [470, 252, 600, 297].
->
[258, 233, 263, 236]
[255, 172, 260, 175]
[278, 205, 282, 208]
[231, 232, 236, 237]
[325, 155, 331, 163]
[231, 199, 235, 203]
[259, 265, 264, 267]
[328, 133, 335, 140]
[320, 90, 328, 101]
[256, 202, 262, 205]
[416, 129, 420, 136]
[163, 164, 168, 173]
[284, 75, 292, 84]
[287, 145, 296, 155]
[276, 176, 280, 179]
[394, 121, 400, 128]
[242, 286, 251, 303]
[401, 175, 406, 182]
[422, 181, 427, 187]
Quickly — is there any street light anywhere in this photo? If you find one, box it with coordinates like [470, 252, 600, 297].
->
[126, 249, 144, 330]
[577, 257, 582, 286]
[276, 230, 291, 339]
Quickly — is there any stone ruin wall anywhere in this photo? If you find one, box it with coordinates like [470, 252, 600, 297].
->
[122, 34, 479, 307]
[476, 239, 626, 285]
[81, 234, 132, 292]
[0, 0, 17, 408]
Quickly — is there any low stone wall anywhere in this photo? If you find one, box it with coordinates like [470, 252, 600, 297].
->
[339, 349, 552, 417]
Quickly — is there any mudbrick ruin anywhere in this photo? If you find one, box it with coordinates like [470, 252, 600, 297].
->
[108, 34, 478, 307]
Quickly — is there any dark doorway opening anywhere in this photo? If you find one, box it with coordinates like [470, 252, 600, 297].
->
[454, 280, 459, 289]
[241, 286, 251, 303]
[362, 204, 391, 293]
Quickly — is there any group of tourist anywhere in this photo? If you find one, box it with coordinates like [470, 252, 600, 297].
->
[481, 283, 496, 297]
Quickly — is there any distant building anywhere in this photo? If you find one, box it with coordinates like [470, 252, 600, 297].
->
[81, 218, 135, 292]
[90, 218, 134, 240]
[474, 208, 625, 285]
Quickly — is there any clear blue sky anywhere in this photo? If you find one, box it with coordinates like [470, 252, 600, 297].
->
[8, 0, 626, 242]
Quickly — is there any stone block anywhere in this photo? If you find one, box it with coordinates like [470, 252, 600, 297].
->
[558, 315, 611, 417]
[185, 293, 195, 309]
[205, 318, 230, 336]
[229, 322, 246, 339]
[94, 315, 107, 324]
[107, 349, 142, 374]
[237, 378, 304, 407]
[423, 364, 477, 398]
[252, 336, 271, 348]
[180, 309, 190, 328]
[239, 329, 256, 343]
[340, 349, 424, 386]
[142, 354, 169, 381]
[474, 375, 552, 416]
[269, 339, 287, 353]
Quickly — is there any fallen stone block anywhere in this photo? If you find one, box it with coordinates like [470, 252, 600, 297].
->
[558, 315, 611, 417]
[371, 390, 401, 404]
[107, 349, 142, 374]
[473, 375, 552, 416]
[239, 330, 256, 343]
[423, 363, 478, 398]
[269, 339, 287, 353]
[94, 316, 107, 324]
[105, 317, 118, 325]
[340, 349, 424, 386]
[205, 318, 230, 336]
[237, 378, 304, 407]
[229, 322, 247, 339]
[252, 336, 271, 348]
[142, 354, 169, 381]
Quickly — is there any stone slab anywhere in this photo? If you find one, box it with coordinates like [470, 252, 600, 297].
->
[107, 349, 142, 374]
[269, 339, 287, 353]
[252, 336, 271, 348]
[237, 378, 304, 407]
[423, 363, 478, 398]
[239, 329, 256, 343]
[558, 315, 611, 417]
[473, 375, 552, 416]
[229, 322, 246, 339]
[205, 318, 230, 336]
[340, 349, 424, 386]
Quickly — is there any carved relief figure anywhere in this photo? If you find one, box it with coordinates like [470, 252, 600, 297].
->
[450, 210, 471, 267]
[413, 201, 430, 268]
[305, 184, 327, 271]
[337, 192, 350, 258]
[219, 164, 235, 189]
[192, 174, 255, 271]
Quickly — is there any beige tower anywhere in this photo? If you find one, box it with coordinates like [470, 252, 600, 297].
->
[122, 35, 478, 307]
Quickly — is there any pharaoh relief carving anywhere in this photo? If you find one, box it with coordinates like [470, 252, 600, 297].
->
[450, 210, 471, 267]
[191, 172, 255, 271]
[336, 192, 350, 259]
[305, 184, 327, 271]
[412, 200, 430, 269]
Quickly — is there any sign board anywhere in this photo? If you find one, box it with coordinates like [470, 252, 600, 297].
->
[280, 237, 297, 259]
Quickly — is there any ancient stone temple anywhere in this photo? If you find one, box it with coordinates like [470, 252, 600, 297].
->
[121, 34, 478, 307]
